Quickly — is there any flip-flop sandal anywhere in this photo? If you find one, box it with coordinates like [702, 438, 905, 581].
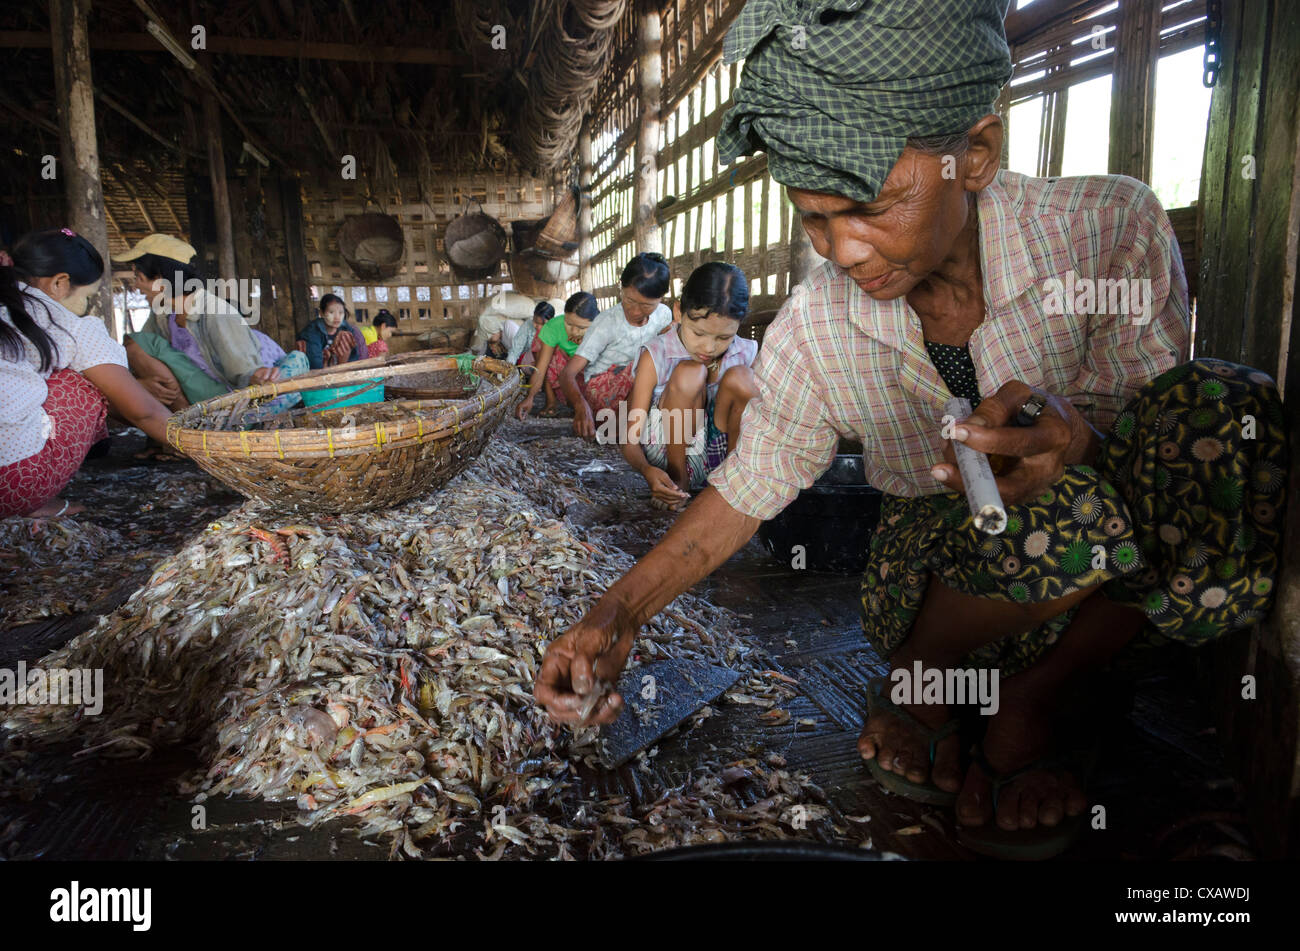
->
[956, 744, 1097, 861]
[536, 406, 565, 418]
[863, 677, 962, 807]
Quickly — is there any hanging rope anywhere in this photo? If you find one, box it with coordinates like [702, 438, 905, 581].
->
[513, 0, 628, 171]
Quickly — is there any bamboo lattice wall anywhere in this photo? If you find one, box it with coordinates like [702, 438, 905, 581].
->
[586, 0, 799, 340]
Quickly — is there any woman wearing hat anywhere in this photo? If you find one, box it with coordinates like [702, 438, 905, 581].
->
[120, 234, 308, 416]
[535, 0, 1286, 858]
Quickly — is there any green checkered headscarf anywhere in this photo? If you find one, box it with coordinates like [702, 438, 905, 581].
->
[716, 0, 1013, 204]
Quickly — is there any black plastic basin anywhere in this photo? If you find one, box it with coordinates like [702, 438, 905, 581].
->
[757, 454, 882, 574]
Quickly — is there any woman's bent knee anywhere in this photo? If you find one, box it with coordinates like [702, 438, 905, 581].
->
[718, 364, 758, 398]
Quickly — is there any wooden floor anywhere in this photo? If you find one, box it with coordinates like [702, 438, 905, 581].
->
[0, 420, 1257, 861]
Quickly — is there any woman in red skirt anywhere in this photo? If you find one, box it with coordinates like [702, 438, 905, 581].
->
[0, 229, 176, 518]
[559, 253, 674, 439]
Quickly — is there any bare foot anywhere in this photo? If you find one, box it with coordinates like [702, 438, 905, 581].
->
[956, 683, 1087, 831]
[28, 498, 85, 518]
[858, 674, 963, 793]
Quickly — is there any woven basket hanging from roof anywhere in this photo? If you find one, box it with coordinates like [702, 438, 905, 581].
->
[444, 200, 508, 281]
[533, 186, 581, 258]
[337, 211, 405, 281]
[509, 218, 578, 298]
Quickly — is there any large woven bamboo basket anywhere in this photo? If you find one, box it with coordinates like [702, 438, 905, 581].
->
[165, 351, 522, 514]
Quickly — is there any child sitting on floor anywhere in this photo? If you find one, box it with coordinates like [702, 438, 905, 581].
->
[515, 292, 599, 419]
[505, 300, 555, 367]
[297, 294, 368, 370]
[622, 261, 758, 510]
[367, 310, 398, 358]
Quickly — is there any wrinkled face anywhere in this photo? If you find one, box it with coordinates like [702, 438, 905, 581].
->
[678, 311, 740, 363]
[564, 312, 592, 344]
[620, 285, 660, 325]
[787, 147, 972, 301]
[322, 301, 346, 331]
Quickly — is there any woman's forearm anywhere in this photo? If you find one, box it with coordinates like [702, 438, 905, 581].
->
[124, 338, 168, 378]
[560, 366, 585, 411]
[620, 438, 650, 475]
[129, 407, 173, 446]
[604, 487, 760, 628]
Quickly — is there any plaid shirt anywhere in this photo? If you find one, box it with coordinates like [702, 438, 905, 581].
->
[710, 170, 1191, 519]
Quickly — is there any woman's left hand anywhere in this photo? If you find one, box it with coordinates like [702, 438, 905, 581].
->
[330, 333, 356, 364]
[931, 381, 1101, 505]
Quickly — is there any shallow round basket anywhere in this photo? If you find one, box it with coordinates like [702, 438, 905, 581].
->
[385, 367, 479, 401]
[165, 351, 522, 514]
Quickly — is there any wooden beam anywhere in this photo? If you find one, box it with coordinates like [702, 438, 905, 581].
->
[95, 87, 197, 159]
[578, 118, 594, 289]
[1107, 0, 1162, 181]
[1198, 0, 1300, 859]
[633, 0, 663, 254]
[279, 175, 312, 337]
[0, 92, 60, 136]
[787, 198, 823, 288]
[0, 30, 469, 65]
[1004, 0, 1103, 46]
[50, 0, 113, 332]
[127, 1, 284, 168]
[295, 82, 338, 157]
[202, 90, 236, 281]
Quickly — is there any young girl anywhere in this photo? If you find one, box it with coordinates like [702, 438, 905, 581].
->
[506, 300, 555, 367]
[622, 262, 759, 510]
[367, 310, 398, 358]
[0, 229, 177, 518]
[297, 294, 369, 369]
[515, 292, 598, 420]
[561, 253, 674, 438]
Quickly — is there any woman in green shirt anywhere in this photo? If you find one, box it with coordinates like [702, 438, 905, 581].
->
[516, 292, 599, 419]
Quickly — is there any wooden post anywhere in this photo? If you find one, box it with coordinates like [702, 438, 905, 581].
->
[1107, 0, 1162, 180]
[49, 0, 112, 332]
[633, 0, 662, 255]
[202, 90, 237, 282]
[788, 206, 824, 290]
[279, 175, 313, 346]
[578, 119, 594, 289]
[1196, 0, 1300, 858]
